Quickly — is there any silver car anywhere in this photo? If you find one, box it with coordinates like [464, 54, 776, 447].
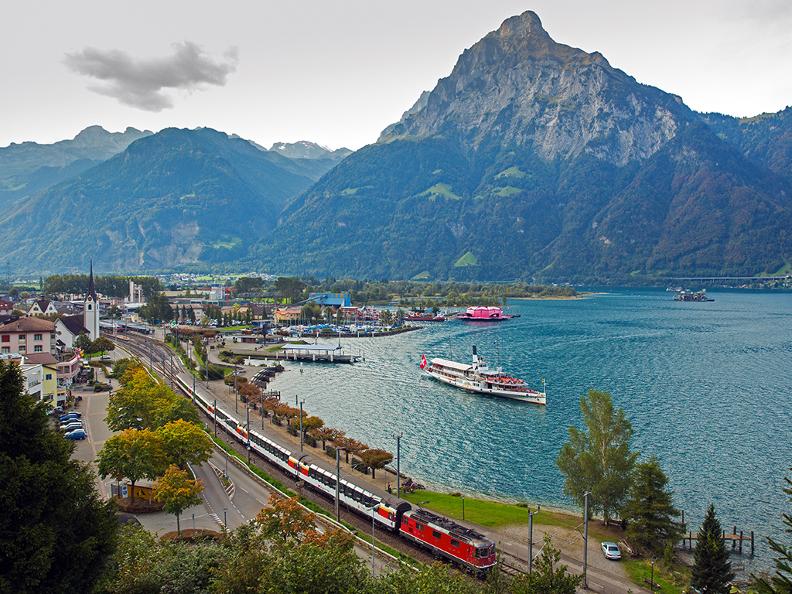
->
[601, 541, 622, 560]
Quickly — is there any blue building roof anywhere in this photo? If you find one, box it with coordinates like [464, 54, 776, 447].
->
[306, 292, 351, 307]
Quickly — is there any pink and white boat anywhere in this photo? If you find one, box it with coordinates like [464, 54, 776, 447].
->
[453, 306, 518, 321]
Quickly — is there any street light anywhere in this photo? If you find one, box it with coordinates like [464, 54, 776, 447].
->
[394, 432, 402, 499]
[299, 399, 305, 452]
[650, 558, 656, 592]
[335, 447, 347, 522]
[370, 503, 376, 572]
[528, 505, 541, 574]
[246, 404, 251, 465]
[461, 494, 465, 520]
[583, 491, 590, 589]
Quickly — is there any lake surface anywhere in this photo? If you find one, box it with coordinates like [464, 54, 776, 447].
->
[273, 289, 792, 562]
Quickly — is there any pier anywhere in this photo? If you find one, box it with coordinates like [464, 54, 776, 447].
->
[234, 343, 361, 364]
[678, 512, 755, 556]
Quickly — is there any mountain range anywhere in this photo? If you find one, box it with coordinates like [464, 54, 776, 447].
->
[1, 11, 791, 280]
[261, 11, 792, 281]
[0, 128, 347, 271]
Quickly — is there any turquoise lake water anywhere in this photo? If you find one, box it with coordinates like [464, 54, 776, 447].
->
[273, 289, 792, 561]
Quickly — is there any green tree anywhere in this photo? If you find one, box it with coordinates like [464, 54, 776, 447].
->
[157, 419, 213, 468]
[97, 428, 168, 502]
[622, 456, 682, 556]
[374, 564, 480, 594]
[511, 534, 583, 594]
[275, 276, 307, 302]
[752, 469, 792, 593]
[358, 448, 394, 479]
[91, 335, 115, 354]
[154, 465, 204, 536]
[234, 276, 264, 294]
[556, 389, 638, 524]
[99, 524, 229, 593]
[74, 332, 92, 351]
[692, 503, 735, 593]
[106, 365, 197, 430]
[0, 361, 118, 592]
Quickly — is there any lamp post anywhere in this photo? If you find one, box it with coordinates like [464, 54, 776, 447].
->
[395, 432, 402, 499]
[335, 447, 346, 522]
[583, 491, 590, 589]
[213, 398, 217, 437]
[461, 495, 465, 521]
[246, 404, 251, 465]
[299, 399, 305, 452]
[650, 558, 656, 592]
[528, 505, 541, 574]
[370, 504, 376, 571]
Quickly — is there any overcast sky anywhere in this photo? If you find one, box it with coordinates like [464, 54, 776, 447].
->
[2, 0, 790, 150]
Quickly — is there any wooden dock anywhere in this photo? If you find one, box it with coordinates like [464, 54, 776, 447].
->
[679, 524, 754, 556]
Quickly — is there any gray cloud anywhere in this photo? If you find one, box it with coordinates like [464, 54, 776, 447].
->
[64, 41, 238, 111]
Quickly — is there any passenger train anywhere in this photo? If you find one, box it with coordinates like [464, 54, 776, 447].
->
[172, 374, 497, 573]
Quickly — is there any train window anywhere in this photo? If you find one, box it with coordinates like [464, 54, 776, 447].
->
[432, 530, 441, 539]
[451, 539, 460, 548]
[415, 523, 424, 532]
[401, 517, 409, 526]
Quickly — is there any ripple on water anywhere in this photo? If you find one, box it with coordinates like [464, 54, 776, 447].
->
[274, 289, 792, 564]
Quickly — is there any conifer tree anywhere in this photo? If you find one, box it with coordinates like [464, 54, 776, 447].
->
[622, 456, 682, 556]
[752, 469, 792, 593]
[0, 361, 118, 591]
[692, 503, 735, 594]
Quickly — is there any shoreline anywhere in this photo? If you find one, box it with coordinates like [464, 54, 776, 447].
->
[510, 291, 605, 301]
[264, 362, 580, 526]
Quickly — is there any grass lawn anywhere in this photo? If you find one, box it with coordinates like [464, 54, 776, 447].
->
[623, 559, 690, 593]
[220, 325, 252, 331]
[402, 489, 620, 541]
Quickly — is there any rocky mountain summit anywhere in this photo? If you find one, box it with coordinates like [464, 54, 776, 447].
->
[270, 140, 352, 161]
[0, 126, 151, 208]
[262, 11, 792, 280]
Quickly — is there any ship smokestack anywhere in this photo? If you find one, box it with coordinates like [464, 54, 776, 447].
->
[472, 345, 479, 366]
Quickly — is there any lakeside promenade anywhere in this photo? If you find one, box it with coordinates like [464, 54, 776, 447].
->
[193, 336, 643, 593]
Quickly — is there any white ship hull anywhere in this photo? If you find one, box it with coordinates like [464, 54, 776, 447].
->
[424, 368, 546, 405]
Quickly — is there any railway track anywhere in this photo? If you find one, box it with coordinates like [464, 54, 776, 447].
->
[113, 333, 646, 592]
[113, 334, 438, 568]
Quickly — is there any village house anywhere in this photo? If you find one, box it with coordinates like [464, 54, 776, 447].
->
[55, 314, 89, 350]
[28, 299, 58, 317]
[0, 317, 56, 355]
[274, 305, 302, 324]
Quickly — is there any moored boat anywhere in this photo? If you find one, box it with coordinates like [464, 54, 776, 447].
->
[405, 311, 446, 322]
[420, 346, 546, 405]
[453, 306, 518, 321]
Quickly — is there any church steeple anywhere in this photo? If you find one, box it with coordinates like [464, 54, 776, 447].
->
[87, 259, 97, 302]
[84, 259, 100, 341]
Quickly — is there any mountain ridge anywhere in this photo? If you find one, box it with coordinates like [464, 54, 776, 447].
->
[258, 10, 792, 281]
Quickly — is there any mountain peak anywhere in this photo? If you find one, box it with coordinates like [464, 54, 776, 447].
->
[73, 125, 110, 140]
[496, 10, 546, 39]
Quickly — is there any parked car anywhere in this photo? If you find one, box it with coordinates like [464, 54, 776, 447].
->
[60, 421, 84, 432]
[59, 412, 81, 422]
[64, 429, 87, 440]
[601, 541, 622, 560]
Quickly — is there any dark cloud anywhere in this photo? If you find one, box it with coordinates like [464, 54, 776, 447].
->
[64, 41, 238, 111]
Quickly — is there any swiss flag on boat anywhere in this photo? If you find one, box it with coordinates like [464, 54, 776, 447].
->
[420, 354, 428, 369]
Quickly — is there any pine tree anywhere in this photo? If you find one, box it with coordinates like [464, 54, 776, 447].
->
[752, 469, 792, 594]
[0, 361, 118, 591]
[692, 503, 735, 593]
[622, 456, 682, 556]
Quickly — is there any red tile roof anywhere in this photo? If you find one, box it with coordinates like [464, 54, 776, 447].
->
[0, 317, 56, 333]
